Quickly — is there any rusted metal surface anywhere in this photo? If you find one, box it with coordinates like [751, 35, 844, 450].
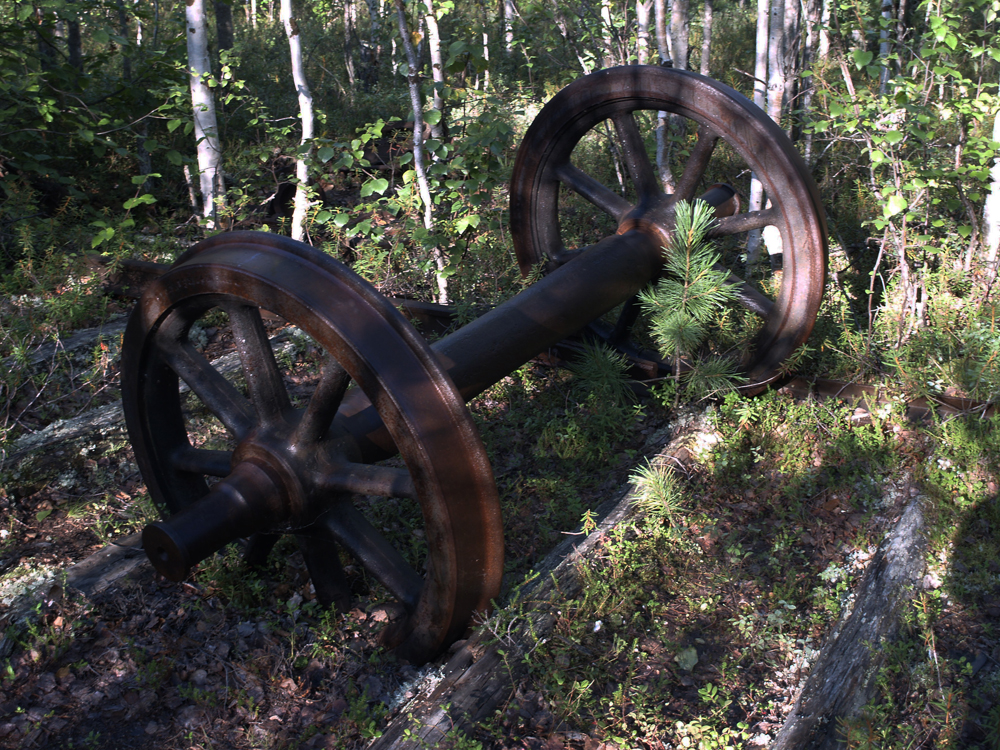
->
[121, 233, 505, 663]
[509, 65, 828, 394]
[122, 66, 831, 664]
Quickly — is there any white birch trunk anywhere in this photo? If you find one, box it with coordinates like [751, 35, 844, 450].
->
[601, 0, 614, 68]
[781, 0, 799, 124]
[766, 0, 785, 124]
[281, 0, 314, 242]
[818, 0, 830, 58]
[747, 0, 770, 262]
[654, 0, 676, 192]
[394, 0, 448, 304]
[700, 0, 713, 75]
[636, 0, 652, 65]
[185, 0, 225, 228]
[482, 31, 490, 90]
[422, 0, 446, 140]
[984, 106, 1000, 272]
[670, 0, 689, 70]
[504, 0, 514, 52]
[878, 0, 893, 92]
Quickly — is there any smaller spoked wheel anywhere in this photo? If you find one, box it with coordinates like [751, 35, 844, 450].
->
[121, 232, 504, 663]
[510, 65, 828, 392]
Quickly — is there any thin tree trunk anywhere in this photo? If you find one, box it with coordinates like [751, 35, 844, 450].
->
[654, 0, 676, 193]
[818, 0, 830, 58]
[878, 0, 893, 92]
[251, 0, 257, 29]
[482, 30, 490, 90]
[67, 0, 82, 74]
[699, 0, 713, 75]
[766, 0, 785, 124]
[984, 105, 1000, 273]
[393, 0, 448, 304]
[636, 0, 652, 65]
[281, 0, 315, 242]
[422, 0, 446, 139]
[216, 1, 234, 52]
[654, 0, 670, 62]
[670, 0, 689, 70]
[116, 0, 132, 81]
[186, 0, 226, 227]
[801, 0, 821, 163]
[601, 0, 614, 68]
[344, 0, 357, 90]
[747, 0, 770, 262]
[781, 0, 799, 128]
[363, 0, 382, 88]
[503, 0, 514, 52]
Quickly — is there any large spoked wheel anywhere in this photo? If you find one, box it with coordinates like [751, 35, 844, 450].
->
[510, 65, 828, 392]
[121, 232, 503, 663]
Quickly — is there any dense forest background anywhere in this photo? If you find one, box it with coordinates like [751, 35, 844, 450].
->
[2, 0, 999, 410]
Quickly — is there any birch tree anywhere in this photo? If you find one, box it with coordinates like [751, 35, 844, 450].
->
[700, 0, 713, 75]
[636, 0, 652, 64]
[186, 0, 225, 227]
[746, 0, 769, 262]
[985, 107, 1000, 273]
[393, 0, 449, 303]
[422, 0, 446, 139]
[280, 0, 315, 242]
[654, 0, 677, 192]
[878, 0, 893, 92]
[670, 0, 689, 71]
[504, 0, 515, 52]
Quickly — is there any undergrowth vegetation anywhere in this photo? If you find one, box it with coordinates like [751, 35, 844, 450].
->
[2, 0, 1000, 747]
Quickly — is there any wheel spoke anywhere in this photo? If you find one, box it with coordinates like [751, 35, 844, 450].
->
[292, 359, 351, 446]
[170, 446, 232, 477]
[227, 304, 292, 423]
[314, 504, 423, 611]
[714, 263, 775, 318]
[298, 535, 353, 611]
[554, 163, 632, 221]
[315, 463, 417, 500]
[158, 338, 255, 439]
[707, 208, 778, 238]
[244, 532, 281, 568]
[611, 111, 660, 198]
[673, 125, 719, 201]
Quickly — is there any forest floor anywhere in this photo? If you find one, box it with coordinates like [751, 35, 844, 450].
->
[1, 255, 1000, 750]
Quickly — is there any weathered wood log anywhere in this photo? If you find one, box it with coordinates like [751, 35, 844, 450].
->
[771, 497, 927, 750]
[367, 409, 715, 750]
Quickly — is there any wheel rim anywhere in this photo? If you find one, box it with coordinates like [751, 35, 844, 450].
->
[121, 231, 504, 663]
[510, 65, 828, 391]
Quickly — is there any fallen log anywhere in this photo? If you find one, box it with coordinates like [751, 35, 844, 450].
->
[367, 409, 715, 750]
[770, 497, 928, 749]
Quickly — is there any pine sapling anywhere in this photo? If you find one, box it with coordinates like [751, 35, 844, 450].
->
[639, 199, 745, 402]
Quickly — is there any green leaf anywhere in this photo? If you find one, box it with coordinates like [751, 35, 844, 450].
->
[957, 225, 972, 238]
[333, 213, 350, 227]
[884, 194, 908, 218]
[455, 214, 481, 235]
[92, 227, 115, 248]
[424, 109, 442, 126]
[852, 50, 874, 69]
[123, 194, 157, 209]
[314, 210, 332, 224]
[317, 146, 336, 163]
[883, 131, 904, 145]
[36, 509, 52, 522]
[166, 150, 183, 166]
